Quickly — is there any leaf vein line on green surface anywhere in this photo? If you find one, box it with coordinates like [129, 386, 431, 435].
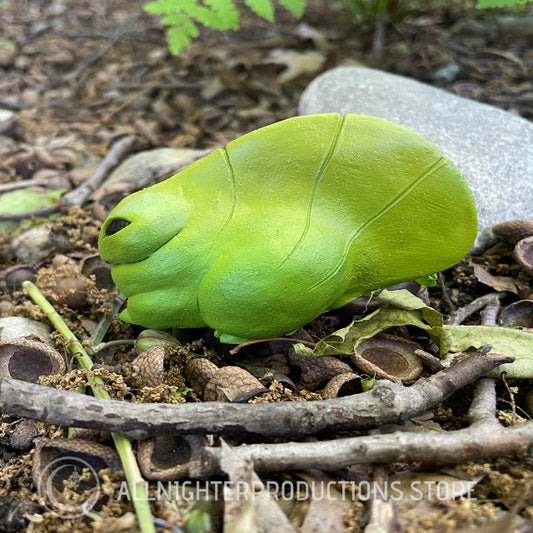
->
[310, 156, 446, 291]
[217, 149, 238, 238]
[279, 115, 346, 267]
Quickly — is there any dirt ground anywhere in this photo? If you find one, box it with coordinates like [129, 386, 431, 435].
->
[0, 0, 533, 531]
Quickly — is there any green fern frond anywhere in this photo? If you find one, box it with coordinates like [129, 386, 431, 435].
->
[278, 0, 306, 18]
[245, 0, 275, 22]
[144, 0, 306, 55]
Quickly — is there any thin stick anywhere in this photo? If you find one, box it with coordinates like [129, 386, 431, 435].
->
[0, 135, 135, 222]
[229, 337, 316, 355]
[193, 420, 533, 477]
[445, 292, 501, 325]
[0, 179, 40, 193]
[22, 281, 155, 533]
[0, 350, 514, 440]
[61, 135, 136, 207]
[90, 292, 127, 347]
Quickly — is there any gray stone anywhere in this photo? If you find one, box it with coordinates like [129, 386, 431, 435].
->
[0, 316, 53, 345]
[11, 223, 53, 264]
[299, 66, 533, 252]
[105, 147, 206, 186]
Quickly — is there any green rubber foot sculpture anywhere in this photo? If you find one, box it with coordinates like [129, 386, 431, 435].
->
[99, 114, 477, 343]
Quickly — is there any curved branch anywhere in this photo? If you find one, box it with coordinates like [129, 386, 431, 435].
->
[0, 351, 513, 440]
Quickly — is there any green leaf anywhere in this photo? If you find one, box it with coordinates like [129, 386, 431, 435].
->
[186, 502, 212, 533]
[200, 0, 239, 30]
[278, 0, 306, 17]
[440, 325, 533, 378]
[245, 0, 275, 22]
[166, 23, 198, 55]
[143, 0, 181, 15]
[0, 188, 65, 230]
[295, 288, 533, 378]
[295, 289, 443, 357]
[476, 0, 532, 7]
[415, 273, 437, 287]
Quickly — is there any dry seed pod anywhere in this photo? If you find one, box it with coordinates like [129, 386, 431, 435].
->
[321, 372, 362, 399]
[514, 236, 533, 276]
[137, 435, 206, 481]
[261, 353, 291, 375]
[288, 351, 353, 390]
[0, 337, 65, 382]
[70, 428, 110, 443]
[32, 168, 70, 190]
[243, 365, 297, 390]
[184, 358, 219, 391]
[0, 496, 40, 532]
[493, 219, 533, 245]
[50, 277, 87, 310]
[498, 300, 533, 328]
[80, 254, 114, 291]
[32, 438, 121, 513]
[10, 419, 40, 451]
[0, 301, 13, 315]
[351, 333, 423, 382]
[2, 265, 35, 293]
[90, 186, 130, 222]
[203, 366, 268, 402]
[126, 345, 166, 387]
[134, 329, 181, 355]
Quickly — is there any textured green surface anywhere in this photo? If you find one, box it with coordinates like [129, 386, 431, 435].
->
[98, 114, 477, 343]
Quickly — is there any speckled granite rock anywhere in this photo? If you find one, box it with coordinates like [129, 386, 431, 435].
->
[299, 66, 533, 252]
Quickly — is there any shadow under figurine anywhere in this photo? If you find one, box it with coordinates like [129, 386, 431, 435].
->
[98, 113, 477, 343]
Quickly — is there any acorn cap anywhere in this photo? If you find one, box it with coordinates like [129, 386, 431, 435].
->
[351, 333, 423, 382]
[0, 337, 65, 382]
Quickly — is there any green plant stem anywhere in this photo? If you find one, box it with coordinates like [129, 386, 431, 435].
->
[91, 339, 136, 354]
[22, 281, 155, 533]
[90, 292, 127, 346]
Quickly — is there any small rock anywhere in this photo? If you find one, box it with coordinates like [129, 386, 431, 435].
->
[299, 66, 533, 252]
[0, 316, 53, 345]
[0, 135, 17, 154]
[104, 147, 207, 187]
[11, 223, 54, 264]
[0, 109, 19, 137]
[432, 62, 461, 84]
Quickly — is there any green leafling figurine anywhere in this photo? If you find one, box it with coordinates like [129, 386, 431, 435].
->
[99, 114, 477, 343]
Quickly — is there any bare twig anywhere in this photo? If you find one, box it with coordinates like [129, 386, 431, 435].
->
[437, 271, 455, 312]
[480, 295, 501, 326]
[0, 204, 61, 223]
[191, 420, 533, 477]
[60, 135, 136, 207]
[0, 135, 135, 222]
[112, 81, 204, 90]
[22, 281, 155, 533]
[0, 180, 40, 193]
[468, 378, 498, 425]
[0, 351, 513, 440]
[445, 292, 501, 325]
